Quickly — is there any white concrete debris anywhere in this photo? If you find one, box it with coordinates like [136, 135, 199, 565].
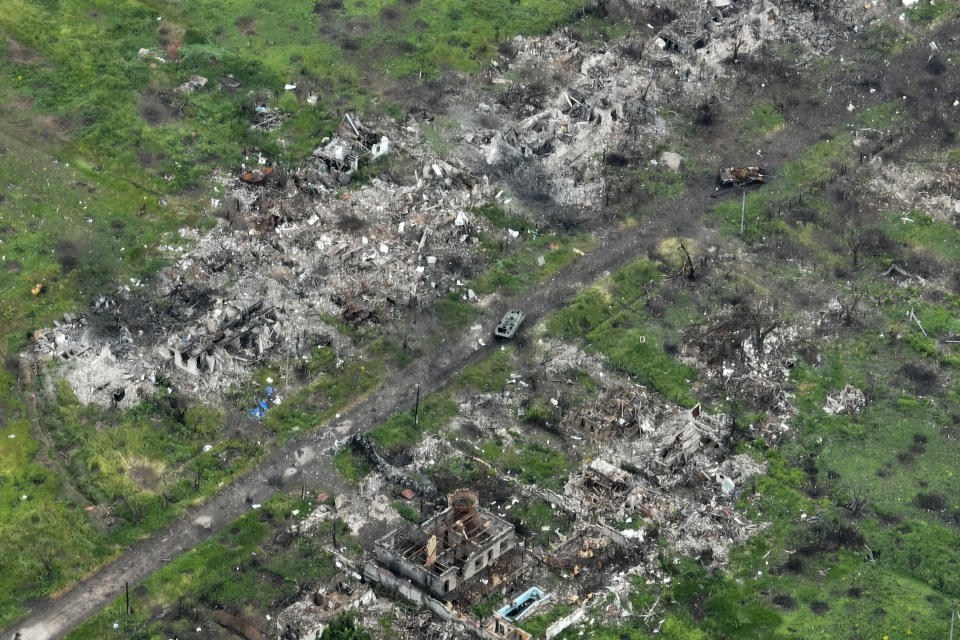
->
[823, 384, 867, 415]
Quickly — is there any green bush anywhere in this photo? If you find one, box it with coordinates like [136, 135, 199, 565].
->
[183, 405, 223, 437]
[321, 612, 371, 640]
[277, 91, 299, 113]
[391, 501, 420, 523]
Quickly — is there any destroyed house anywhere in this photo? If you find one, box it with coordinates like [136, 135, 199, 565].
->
[375, 489, 516, 598]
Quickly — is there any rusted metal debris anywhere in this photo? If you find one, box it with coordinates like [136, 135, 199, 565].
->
[719, 166, 765, 186]
[239, 166, 275, 184]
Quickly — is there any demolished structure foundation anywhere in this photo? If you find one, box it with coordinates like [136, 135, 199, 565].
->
[375, 489, 516, 599]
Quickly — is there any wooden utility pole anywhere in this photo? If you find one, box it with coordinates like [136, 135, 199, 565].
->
[414, 384, 421, 426]
[740, 188, 746, 236]
[950, 601, 957, 640]
[125, 581, 131, 615]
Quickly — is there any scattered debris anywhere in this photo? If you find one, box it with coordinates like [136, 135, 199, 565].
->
[484, 616, 531, 640]
[175, 75, 208, 94]
[823, 384, 866, 415]
[277, 573, 377, 640]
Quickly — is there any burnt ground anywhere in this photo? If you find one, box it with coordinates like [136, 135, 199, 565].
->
[6, 14, 960, 640]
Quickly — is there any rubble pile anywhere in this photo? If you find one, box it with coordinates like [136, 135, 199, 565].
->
[455, 33, 670, 210]
[28, 0, 883, 410]
[870, 162, 960, 225]
[277, 573, 379, 640]
[561, 385, 656, 443]
[823, 384, 866, 415]
[424, 0, 883, 230]
[546, 525, 639, 594]
[686, 316, 802, 421]
[562, 402, 765, 566]
[29, 114, 529, 405]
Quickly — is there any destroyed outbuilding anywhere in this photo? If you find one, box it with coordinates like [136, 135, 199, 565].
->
[375, 489, 516, 599]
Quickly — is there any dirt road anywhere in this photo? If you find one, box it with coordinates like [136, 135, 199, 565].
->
[4, 33, 919, 636]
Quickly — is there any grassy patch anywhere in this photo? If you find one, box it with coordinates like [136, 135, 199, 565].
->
[333, 444, 374, 485]
[623, 162, 686, 200]
[906, 0, 958, 23]
[882, 211, 960, 263]
[740, 103, 785, 140]
[436, 294, 482, 332]
[391, 500, 421, 523]
[790, 335, 960, 522]
[470, 232, 596, 296]
[477, 440, 572, 492]
[714, 134, 852, 243]
[518, 603, 574, 637]
[456, 345, 515, 392]
[367, 392, 458, 451]
[474, 202, 536, 234]
[0, 378, 262, 627]
[262, 347, 382, 438]
[67, 494, 337, 639]
[546, 259, 697, 406]
[856, 100, 907, 130]
[858, 22, 915, 57]
[0, 416, 114, 627]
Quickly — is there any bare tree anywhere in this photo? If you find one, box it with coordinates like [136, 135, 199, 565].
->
[692, 297, 782, 364]
[837, 284, 867, 327]
[843, 222, 865, 270]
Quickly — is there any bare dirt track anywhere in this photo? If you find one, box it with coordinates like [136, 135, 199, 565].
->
[5, 17, 956, 639]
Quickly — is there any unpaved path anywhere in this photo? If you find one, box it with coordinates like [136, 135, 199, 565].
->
[5, 29, 940, 638]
